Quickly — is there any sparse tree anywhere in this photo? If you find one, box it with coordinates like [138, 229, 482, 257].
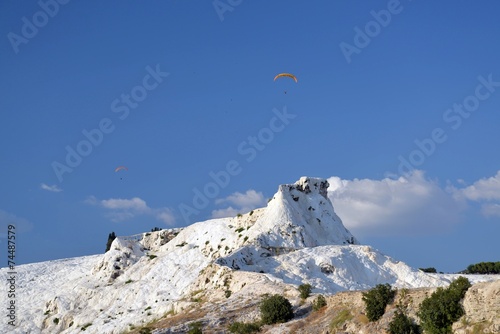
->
[298, 283, 313, 299]
[312, 295, 327, 311]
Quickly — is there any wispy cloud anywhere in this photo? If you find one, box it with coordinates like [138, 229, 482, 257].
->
[40, 183, 63, 192]
[327, 170, 466, 237]
[0, 210, 34, 236]
[450, 170, 500, 217]
[212, 190, 266, 219]
[101, 197, 149, 212]
[86, 196, 175, 225]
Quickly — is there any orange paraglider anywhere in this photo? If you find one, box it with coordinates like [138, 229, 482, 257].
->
[273, 73, 298, 83]
[115, 166, 128, 179]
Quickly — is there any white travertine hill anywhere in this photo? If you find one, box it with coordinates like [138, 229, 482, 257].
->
[1, 177, 498, 334]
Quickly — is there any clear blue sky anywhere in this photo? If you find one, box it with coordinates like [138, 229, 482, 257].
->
[1, 1, 499, 273]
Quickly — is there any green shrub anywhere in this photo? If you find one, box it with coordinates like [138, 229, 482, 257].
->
[260, 294, 294, 325]
[228, 321, 261, 333]
[417, 277, 471, 334]
[298, 283, 312, 299]
[187, 321, 203, 334]
[388, 310, 420, 334]
[362, 283, 396, 322]
[312, 295, 327, 311]
[53, 318, 59, 324]
[419, 267, 437, 273]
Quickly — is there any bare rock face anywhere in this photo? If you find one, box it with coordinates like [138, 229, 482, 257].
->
[453, 279, 500, 333]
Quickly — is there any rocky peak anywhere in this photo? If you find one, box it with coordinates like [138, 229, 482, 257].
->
[293, 176, 330, 199]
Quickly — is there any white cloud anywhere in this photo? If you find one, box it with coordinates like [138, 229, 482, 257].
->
[215, 190, 266, 207]
[211, 206, 240, 219]
[0, 210, 34, 234]
[327, 170, 466, 237]
[87, 196, 175, 225]
[101, 197, 150, 213]
[155, 209, 176, 225]
[40, 183, 62, 192]
[480, 203, 500, 217]
[212, 190, 266, 219]
[453, 171, 500, 201]
[449, 170, 500, 218]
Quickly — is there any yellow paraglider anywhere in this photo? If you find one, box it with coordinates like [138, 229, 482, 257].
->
[274, 73, 298, 83]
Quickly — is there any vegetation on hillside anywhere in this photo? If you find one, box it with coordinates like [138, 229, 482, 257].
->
[417, 276, 471, 334]
[465, 261, 500, 274]
[362, 283, 396, 322]
[260, 294, 294, 325]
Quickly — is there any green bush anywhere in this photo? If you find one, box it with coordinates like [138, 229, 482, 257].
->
[312, 295, 327, 311]
[417, 277, 471, 334]
[187, 321, 203, 334]
[298, 284, 312, 299]
[362, 283, 396, 322]
[388, 310, 421, 334]
[228, 322, 261, 333]
[260, 294, 294, 325]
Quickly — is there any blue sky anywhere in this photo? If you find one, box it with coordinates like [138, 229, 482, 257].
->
[1, 1, 499, 273]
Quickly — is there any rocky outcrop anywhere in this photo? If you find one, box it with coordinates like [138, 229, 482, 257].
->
[134, 279, 500, 334]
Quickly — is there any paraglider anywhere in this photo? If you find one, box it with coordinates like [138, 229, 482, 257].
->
[115, 166, 128, 180]
[273, 73, 298, 83]
[274, 73, 297, 94]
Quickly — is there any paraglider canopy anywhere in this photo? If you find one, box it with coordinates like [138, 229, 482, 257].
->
[274, 73, 298, 83]
[115, 166, 128, 172]
[115, 166, 128, 180]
